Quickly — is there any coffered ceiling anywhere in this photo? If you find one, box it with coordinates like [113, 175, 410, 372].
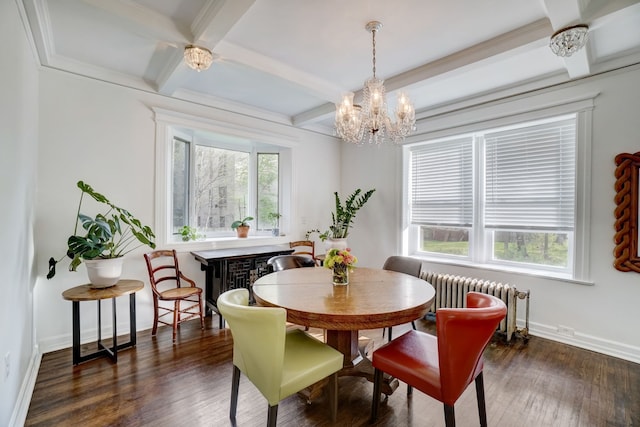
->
[20, 0, 640, 136]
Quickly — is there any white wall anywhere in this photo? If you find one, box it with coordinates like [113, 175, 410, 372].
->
[345, 64, 640, 363]
[0, 1, 39, 425]
[34, 68, 341, 353]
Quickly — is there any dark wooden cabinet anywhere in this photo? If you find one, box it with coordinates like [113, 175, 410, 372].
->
[191, 245, 294, 328]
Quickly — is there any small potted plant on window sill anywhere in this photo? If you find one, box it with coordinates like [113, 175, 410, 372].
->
[267, 212, 282, 236]
[179, 225, 201, 242]
[231, 216, 254, 238]
[47, 180, 156, 287]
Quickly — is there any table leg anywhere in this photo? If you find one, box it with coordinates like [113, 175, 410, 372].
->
[201, 263, 214, 317]
[325, 330, 361, 367]
[129, 293, 136, 347]
[111, 297, 117, 362]
[72, 302, 81, 365]
[97, 300, 102, 351]
[325, 329, 399, 396]
[219, 260, 228, 329]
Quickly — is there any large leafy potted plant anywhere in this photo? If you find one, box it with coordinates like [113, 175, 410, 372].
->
[47, 181, 156, 287]
[320, 188, 376, 246]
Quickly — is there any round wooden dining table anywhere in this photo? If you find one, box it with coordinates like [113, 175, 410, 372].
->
[252, 266, 435, 396]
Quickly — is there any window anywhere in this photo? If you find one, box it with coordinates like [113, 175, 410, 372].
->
[256, 153, 279, 230]
[191, 144, 250, 234]
[407, 115, 578, 277]
[154, 108, 293, 244]
[170, 138, 282, 240]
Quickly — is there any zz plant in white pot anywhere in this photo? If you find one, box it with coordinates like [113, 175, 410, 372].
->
[319, 188, 376, 244]
[47, 180, 156, 287]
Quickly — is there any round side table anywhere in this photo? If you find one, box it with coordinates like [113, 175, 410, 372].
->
[62, 279, 144, 365]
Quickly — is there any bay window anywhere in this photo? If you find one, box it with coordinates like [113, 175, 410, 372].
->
[154, 108, 291, 245]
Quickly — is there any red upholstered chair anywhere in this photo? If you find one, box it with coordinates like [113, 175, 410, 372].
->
[371, 292, 507, 427]
[144, 249, 205, 342]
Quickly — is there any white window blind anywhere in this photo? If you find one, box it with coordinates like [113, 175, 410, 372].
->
[410, 136, 473, 226]
[484, 116, 576, 231]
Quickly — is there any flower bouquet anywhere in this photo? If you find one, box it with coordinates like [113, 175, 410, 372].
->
[324, 248, 357, 285]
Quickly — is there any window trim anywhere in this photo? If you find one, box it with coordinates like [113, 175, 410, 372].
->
[403, 95, 595, 281]
[153, 108, 296, 247]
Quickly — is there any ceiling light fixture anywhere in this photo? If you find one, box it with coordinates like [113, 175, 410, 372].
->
[335, 21, 416, 146]
[184, 44, 213, 72]
[549, 24, 589, 57]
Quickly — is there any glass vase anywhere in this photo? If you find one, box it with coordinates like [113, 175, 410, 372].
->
[332, 263, 349, 285]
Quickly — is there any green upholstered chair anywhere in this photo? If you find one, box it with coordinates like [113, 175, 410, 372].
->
[218, 288, 343, 426]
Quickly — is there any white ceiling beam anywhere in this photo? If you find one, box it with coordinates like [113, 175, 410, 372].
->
[215, 41, 345, 101]
[154, 47, 193, 96]
[191, 0, 256, 45]
[157, 0, 255, 95]
[292, 18, 554, 127]
[384, 18, 552, 92]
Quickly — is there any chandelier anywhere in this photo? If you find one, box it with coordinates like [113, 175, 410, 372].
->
[335, 21, 416, 145]
[549, 24, 589, 57]
[184, 45, 213, 72]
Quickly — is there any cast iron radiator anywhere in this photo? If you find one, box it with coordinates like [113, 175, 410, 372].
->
[421, 271, 530, 342]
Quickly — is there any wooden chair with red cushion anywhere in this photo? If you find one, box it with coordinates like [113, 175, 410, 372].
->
[143, 249, 204, 342]
[371, 292, 507, 427]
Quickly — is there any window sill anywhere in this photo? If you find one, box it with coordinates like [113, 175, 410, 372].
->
[413, 256, 594, 286]
[169, 235, 292, 253]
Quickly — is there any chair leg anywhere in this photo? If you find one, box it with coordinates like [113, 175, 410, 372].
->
[387, 326, 393, 342]
[475, 372, 488, 427]
[230, 365, 240, 421]
[152, 297, 159, 336]
[411, 320, 417, 330]
[172, 300, 179, 342]
[443, 404, 456, 427]
[370, 367, 383, 423]
[328, 372, 338, 422]
[267, 404, 278, 427]
[407, 384, 413, 396]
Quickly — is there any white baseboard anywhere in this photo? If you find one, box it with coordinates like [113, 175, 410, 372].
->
[39, 319, 154, 354]
[528, 321, 640, 365]
[9, 345, 41, 427]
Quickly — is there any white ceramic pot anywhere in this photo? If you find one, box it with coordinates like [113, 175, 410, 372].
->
[84, 257, 124, 288]
[325, 238, 348, 252]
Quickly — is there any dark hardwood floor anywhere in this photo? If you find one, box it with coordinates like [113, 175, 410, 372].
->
[26, 316, 639, 426]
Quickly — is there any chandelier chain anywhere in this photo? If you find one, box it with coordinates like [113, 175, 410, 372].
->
[371, 28, 377, 78]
